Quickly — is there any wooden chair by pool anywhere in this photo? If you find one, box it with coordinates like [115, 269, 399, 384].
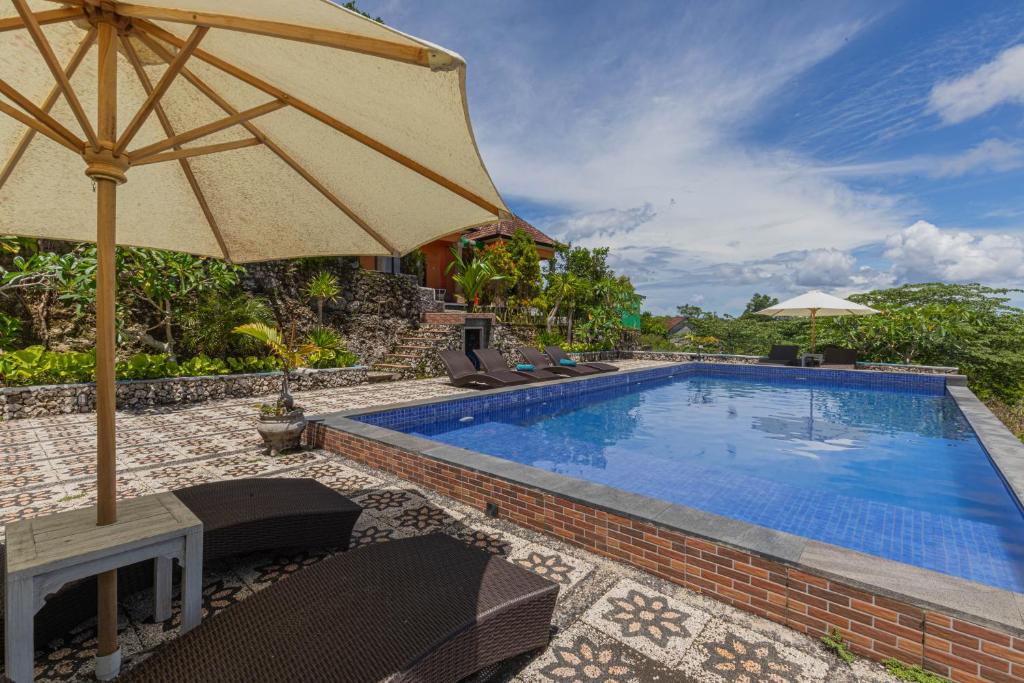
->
[544, 346, 618, 373]
[439, 349, 533, 388]
[821, 346, 858, 369]
[518, 347, 598, 377]
[475, 348, 562, 382]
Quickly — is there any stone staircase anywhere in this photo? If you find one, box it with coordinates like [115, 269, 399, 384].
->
[370, 323, 456, 380]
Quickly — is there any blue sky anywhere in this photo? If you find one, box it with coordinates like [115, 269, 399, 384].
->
[365, 0, 1024, 314]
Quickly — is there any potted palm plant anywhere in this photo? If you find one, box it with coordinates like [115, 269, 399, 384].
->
[233, 322, 324, 455]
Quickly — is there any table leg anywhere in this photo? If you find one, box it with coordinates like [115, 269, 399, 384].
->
[180, 532, 203, 632]
[153, 556, 173, 622]
[4, 573, 34, 683]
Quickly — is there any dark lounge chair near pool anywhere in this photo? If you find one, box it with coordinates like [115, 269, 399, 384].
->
[518, 347, 599, 377]
[440, 349, 533, 388]
[119, 533, 559, 683]
[0, 478, 361, 648]
[821, 346, 858, 369]
[476, 347, 562, 382]
[757, 345, 799, 366]
[545, 346, 619, 373]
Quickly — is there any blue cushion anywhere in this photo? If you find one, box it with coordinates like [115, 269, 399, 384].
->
[559, 358, 578, 367]
[516, 363, 535, 371]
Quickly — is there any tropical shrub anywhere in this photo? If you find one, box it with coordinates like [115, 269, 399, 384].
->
[0, 312, 21, 350]
[178, 291, 273, 359]
[303, 271, 341, 323]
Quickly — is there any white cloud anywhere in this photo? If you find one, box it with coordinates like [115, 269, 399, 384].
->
[792, 249, 857, 287]
[929, 44, 1024, 124]
[883, 220, 1024, 281]
[819, 139, 1024, 178]
[555, 204, 656, 243]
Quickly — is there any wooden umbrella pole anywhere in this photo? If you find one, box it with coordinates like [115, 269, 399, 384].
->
[87, 14, 128, 675]
[810, 309, 817, 354]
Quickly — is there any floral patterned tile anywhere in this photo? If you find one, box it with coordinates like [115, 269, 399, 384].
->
[33, 609, 142, 683]
[507, 543, 596, 594]
[449, 520, 533, 558]
[582, 577, 712, 666]
[127, 571, 254, 652]
[234, 547, 339, 593]
[680, 618, 830, 683]
[520, 622, 676, 683]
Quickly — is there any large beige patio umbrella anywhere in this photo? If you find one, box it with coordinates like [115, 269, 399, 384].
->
[756, 290, 878, 352]
[0, 0, 508, 673]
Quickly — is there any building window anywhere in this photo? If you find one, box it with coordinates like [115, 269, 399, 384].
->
[375, 256, 401, 274]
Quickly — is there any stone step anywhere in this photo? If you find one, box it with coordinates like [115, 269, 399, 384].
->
[396, 345, 431, 351]
[373, 363, 414, 370]
[366, 372, 398, 383]
[387, 353, 419, 360]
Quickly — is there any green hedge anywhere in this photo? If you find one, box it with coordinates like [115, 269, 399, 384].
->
[0, 346, 358, 387]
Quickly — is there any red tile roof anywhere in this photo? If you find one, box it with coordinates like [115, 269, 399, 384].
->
[665, 316, 689, 333]
[464, 217, 558, 247]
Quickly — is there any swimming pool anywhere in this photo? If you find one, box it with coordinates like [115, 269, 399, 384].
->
[355, 366, 1024, 591]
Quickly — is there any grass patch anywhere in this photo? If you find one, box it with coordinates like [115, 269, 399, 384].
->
[884, 658, 949, 682]
[58, 493, 86, 502]
[820, 627, 855, 664]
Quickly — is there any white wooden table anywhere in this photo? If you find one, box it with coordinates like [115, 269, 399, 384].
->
[4, 492, 203, 683]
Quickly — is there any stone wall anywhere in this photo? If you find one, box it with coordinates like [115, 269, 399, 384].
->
[1, 366, 367, 420]
[241, 260, 423, 367]
[411, 319, 540, 378]
[574, 350, 960, 374]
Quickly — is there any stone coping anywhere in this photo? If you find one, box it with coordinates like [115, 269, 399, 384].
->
[314, 361, 1024, 637]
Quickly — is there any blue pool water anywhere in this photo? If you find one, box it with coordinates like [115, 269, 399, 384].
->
[365, 369, 1024, 591]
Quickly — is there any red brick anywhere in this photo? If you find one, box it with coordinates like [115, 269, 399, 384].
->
[951, 643, 1010, 673]
[982, 642, 1024, 667]
[953, 620, 1012, 648]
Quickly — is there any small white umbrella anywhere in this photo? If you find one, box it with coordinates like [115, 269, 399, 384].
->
[755, 290, 878, 353]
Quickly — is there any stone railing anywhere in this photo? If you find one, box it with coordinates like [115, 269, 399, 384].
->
[570, 349, 960, 374]
[1, 366, 368, 420]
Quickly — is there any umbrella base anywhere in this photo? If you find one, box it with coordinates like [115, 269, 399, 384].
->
[95, 647, 121, 680]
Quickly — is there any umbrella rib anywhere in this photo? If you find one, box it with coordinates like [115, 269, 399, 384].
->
[0, 77, 86, 152]
[0, 27, 94, 190]
[134, 20, 506, 218]
[120, 36, 233, 262]
[130, 138, 262, 166]
[114, 4, 440, 68]
[132, 32, 400, 255]
[0, 5, 81, 32]
[0, 99, 81, 154]
[10, 0, 98, 150]
[114, 26, 209, 156]
[127, 100, 286, 162]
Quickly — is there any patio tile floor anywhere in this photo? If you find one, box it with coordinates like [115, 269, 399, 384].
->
[1, 360, 899, 682]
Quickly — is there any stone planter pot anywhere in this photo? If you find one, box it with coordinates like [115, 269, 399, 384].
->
[256, 410, 307, 455]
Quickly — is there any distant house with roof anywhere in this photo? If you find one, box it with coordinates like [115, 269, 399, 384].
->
[359, 216, 558, 301]
[664, 316, 692, 337]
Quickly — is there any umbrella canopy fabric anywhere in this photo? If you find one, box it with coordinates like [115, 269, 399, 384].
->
[0, 0, 510, 261]
[0, 1, 509, 676]
[756, 291, 878, 354]
[755, 290, 878, 318]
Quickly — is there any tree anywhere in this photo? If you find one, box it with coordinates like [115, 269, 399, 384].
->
[507, 229, 542, 304]
[742, 293, 779, 318]
[303, 270, 341, 323]
[119, 248, 242, 359]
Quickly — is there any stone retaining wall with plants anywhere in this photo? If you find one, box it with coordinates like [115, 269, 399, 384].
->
[0, 366, 367, 420]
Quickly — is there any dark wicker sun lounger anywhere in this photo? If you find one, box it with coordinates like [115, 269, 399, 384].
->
[1, 478, 361, 648]
[758, 345, 799, 366]
[119, 533, 558, 683]
[544, 346, 618, 373]
[821, 346, 858, 369]
[475, 347, 562, 382]
[518, 347, 598, 376]
[440, 349, 533, 388]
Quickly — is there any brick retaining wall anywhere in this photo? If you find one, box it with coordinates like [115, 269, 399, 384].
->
[309, 421, 1023, 683]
